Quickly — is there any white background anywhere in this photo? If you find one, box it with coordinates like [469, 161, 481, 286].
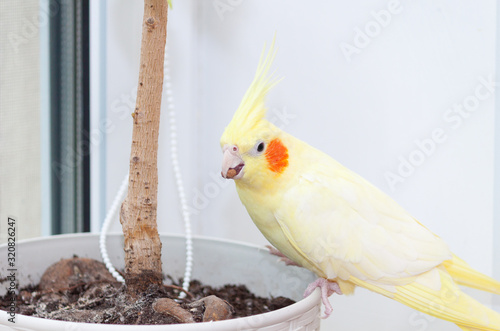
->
[91, 1, 498, 330]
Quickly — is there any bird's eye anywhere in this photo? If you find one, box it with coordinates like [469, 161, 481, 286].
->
[257, 142, 265, 153]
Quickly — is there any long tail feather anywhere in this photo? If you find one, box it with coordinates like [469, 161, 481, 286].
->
[396, 269, 500, 330]
[444, 255, 500, 295]
[459, 326, 490, 331]
[351, 268, 500, 331]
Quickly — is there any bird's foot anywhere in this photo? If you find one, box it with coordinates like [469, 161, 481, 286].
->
[304, 278, 342, 319]
[266, 245, 299, 266]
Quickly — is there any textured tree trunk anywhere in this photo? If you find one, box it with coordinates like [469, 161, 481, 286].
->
[120, 0, 168, 297]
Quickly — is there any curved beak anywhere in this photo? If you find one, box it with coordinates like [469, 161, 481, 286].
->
[221, 145, 245, 179]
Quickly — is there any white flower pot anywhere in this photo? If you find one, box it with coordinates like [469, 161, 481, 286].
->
[0, 233, 321, 330]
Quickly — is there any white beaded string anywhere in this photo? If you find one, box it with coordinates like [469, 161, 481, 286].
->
[99, 174, 128, 284]
[100, 44, 193, 297]
[163, 45, 193, 298]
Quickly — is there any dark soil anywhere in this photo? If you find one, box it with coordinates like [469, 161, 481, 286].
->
[0, 257, 295, 325]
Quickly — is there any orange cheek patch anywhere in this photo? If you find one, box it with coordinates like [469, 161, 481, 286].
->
[265, 138, 289, 174]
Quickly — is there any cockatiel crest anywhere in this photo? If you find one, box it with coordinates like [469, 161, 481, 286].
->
[220, 39, 500, 330]
[221, 39, 290, 188]
[221, 39, 278, 144]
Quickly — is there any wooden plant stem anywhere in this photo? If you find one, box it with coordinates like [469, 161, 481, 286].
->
[120, 0, 168, 297]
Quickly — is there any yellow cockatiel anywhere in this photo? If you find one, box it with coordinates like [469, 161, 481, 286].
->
[220, 40, 500, 330]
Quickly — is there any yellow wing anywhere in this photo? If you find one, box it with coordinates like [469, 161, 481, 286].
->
[273, 141, 451, 287]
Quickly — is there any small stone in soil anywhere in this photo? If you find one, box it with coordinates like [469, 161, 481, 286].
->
[38, 257, 120, 292]
[153, 298, 195, 323]
[199, 295, 234, 322]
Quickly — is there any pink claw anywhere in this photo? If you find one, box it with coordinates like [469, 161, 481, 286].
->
[266, 245, 300, 266]
[304, 278, 342, 319]
[265, 247, 341, 318]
